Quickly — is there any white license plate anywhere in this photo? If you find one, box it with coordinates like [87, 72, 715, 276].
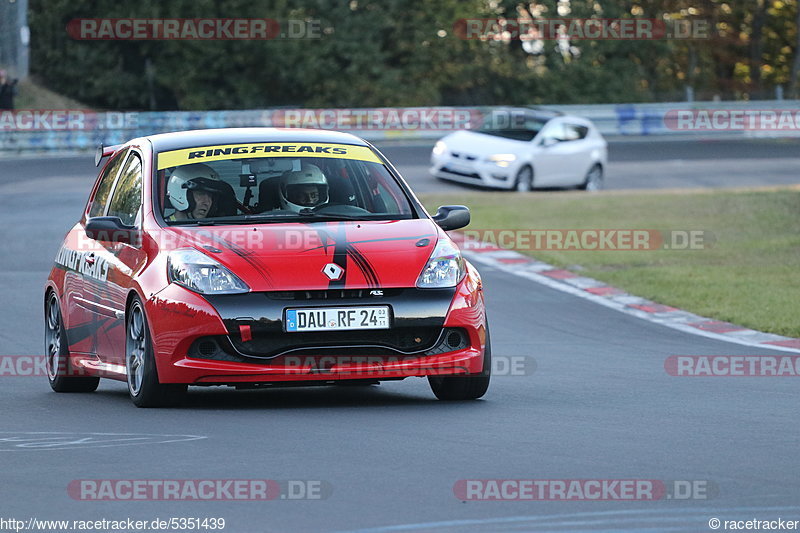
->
[448, 162, 473, 173]
[285, 306, 390, 332]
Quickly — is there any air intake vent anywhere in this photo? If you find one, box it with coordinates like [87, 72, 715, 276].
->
[447, 330, 465, 349]
[198, 340, 218, 357]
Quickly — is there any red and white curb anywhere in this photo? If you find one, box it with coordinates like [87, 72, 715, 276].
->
[451, 234, 800, 354]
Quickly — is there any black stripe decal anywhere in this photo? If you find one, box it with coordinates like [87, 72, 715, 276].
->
[346, 244, 379, 288]
[211, 235, 274, 288]
[299, 233, 435, 253]
[328, 224, 348, 288]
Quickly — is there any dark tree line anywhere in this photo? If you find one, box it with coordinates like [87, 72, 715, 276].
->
[28, 0, 800, 110]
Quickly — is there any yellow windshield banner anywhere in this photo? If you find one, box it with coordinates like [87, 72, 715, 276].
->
[157, 142, 381, 170]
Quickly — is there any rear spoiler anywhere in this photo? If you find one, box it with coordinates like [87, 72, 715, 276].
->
[94, 143, 123, 167]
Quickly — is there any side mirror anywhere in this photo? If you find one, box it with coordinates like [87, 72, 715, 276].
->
[432, 205, 470, 231]
[540, 137, 560, 147]
[85, 217, 138, 244]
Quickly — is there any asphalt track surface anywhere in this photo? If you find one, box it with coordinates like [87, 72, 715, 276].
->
[0, 139, 799, 532]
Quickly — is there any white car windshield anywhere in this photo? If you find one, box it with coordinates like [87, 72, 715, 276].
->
[479, 117, 549, 142]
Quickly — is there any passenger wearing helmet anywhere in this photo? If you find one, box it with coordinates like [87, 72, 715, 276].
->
[279, 164, 329, 213]
[166, 163, 221, 221]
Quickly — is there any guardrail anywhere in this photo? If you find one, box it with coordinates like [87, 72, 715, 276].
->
[1, 101, 798, 154]
[539, 100, 800, 137]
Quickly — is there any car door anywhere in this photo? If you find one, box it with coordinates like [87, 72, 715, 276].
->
[533, 121, 592, 187]
[67, 148, 128, 356]
[559, 123, 594, 186]
[84, 151, 147, 369]
[531, 121, 568, 186]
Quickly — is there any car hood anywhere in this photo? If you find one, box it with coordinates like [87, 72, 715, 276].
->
[440, 130, 530, 158]
[160, 219, 442, 291]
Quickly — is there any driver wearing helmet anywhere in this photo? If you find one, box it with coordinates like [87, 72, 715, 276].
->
[279, 164, 329, 213]
[166, 163, 221, 221]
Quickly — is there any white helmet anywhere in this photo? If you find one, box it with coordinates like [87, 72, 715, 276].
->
[279, 164, 329, 213]
[167, 163, 220, 211]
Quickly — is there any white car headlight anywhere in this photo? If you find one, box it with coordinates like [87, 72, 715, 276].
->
[487, 153, 517, 167]
[416, 238, 466, 288]
[168, 249, 249, 295]
[432, 141, 447, 156]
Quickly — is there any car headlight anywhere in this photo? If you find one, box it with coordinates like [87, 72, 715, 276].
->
[416, 238, 466, 288]
[432, 141, 447, 156]
[168, 249, 249, 295]
[487, 153, 517, 167]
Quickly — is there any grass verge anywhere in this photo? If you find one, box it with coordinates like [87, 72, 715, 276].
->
[14, 77, 89, 110]
[419, 187, 800, 338]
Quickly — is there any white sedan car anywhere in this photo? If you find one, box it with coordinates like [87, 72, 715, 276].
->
[430, 109, 607, 191]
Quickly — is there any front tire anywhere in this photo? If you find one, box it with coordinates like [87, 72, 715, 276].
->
[126, 297, 186, 408]
[579, 164, 603, 191]
[514, 166, 534, 192]
[428, 327, 491, 401]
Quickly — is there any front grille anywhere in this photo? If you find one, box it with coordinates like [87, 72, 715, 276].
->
[201, 287, 458, 361]
[230, 326, 442, 357]
[442, 166, 481, 179]
[188, 327, 471, 363]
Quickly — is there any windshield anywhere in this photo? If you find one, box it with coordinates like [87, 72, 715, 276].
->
[479, 116, 550, 142]
[156, 142, 416, 224]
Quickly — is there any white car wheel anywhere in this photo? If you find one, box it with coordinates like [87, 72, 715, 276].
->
[580, 164, 604, 191]
[514, 166, 533, 192]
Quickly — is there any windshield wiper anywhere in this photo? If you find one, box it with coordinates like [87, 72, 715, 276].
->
[296, 209, 374, 221]
[174, 214, 304, 226]
[168, 219, 217, 226]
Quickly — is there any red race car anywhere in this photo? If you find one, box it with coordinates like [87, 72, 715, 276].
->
[44, 128, 490, 407]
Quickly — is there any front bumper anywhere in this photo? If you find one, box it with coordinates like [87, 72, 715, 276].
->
[147, 268, 486, 384]
[429, 154, 517, 189]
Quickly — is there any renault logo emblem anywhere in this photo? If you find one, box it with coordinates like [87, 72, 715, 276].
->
[322, 263, 344, 281]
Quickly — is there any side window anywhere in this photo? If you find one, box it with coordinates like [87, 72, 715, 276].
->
[374, 182, 400, 213]
[89, 149, 127, 217]
[540, 123, 566, 144]
[107, 154, 143, 227]
[523, 118, 544, 132]
[564, 124, 589, 141]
